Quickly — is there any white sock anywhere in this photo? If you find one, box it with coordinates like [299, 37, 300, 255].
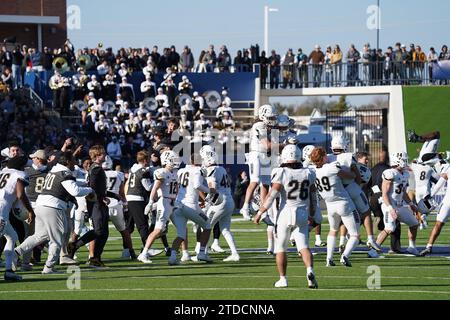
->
[242, 203, 249, 210]
[267, 236, 274, 252]
[427, 243, 433, 249]
[222, 230, 238, 255]
[343, 237, 359, 258]
[182, 250, 189, 256]
[195, 242, 200, 254]
[141, 248, 148, 255]
[409, 240, 416, 248]
[368, 235, 375, 243]
[306, 267, 314, 275]
[339, 236, 346, 246]
[315, 235, 322, 243]
[212, 239, 220, 246]
[280, 276, 287, 281]
[327, 236, 336, 261]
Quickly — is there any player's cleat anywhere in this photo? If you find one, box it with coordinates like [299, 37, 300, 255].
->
[388, 249, 402, 254]
[147, 249, 164, 257]
[274, 278, 288, 288]
[181, 253, 192, 262]
[4, 271, 22, 281]
[367, 241, 382, 253]
[340, 255, 352, 267]
[194, 243, 201, 255]
[87, 258, 107, 269]
[129, 250, 138, 261]
[290, 240, 296, 247]
[191, 255, 198, 262]
[407, 129, 420, 143]
[326, 259, 336, 267]
[419, 247, 432, 257]
[338, 244, 345, 255]
[223, 254, 240, 262]
[122, 248, 131, 258]
[406, 247, 420, 256]
[59, 256, 79, 266]
[164, 248, 172, 257]
[21, 263, 33, 272]
[367, 249, 380, 258]
[168, 256, 180, 266]
[137, 253, 153, 264]
[210, 244, 225, 253]
[240, 207, 252, 221]
[315, 241, 327, 247]
[267, 251, 274, 256]
[41, 266, 61, 274]
[307, 273, 318, 289]
[197, 252, 213, 263]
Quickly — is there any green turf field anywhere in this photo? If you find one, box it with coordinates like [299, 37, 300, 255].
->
[1, 214, 450, 300]
[403, 86, 450, 158]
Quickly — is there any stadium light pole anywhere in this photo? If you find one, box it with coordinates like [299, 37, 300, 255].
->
[377, 0, 380, 51]
[264, 6, 279, 54]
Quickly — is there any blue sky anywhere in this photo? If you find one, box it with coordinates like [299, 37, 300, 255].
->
[67, 0, 450, 56]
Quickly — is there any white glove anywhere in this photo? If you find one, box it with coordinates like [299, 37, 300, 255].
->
[144, 200, 154, 216]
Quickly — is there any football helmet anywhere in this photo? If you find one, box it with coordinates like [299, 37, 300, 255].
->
[200, 145, 215, 159]
[390, 152, 409, 168]
[161, 150, 181, 169]
[331, 136, 349, 153]
[258, 104, 278, 127]
[417, 196, 436, 214]
[202, 151, 218, 167]
[302, 145, 315, 162]
[281, 145, 302, 164]
[277, 114, 290, 131]
[102, 155, 113, 170]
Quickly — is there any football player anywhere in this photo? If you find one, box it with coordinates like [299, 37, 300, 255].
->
[169, 153, 214, 265]
[310, 147, 361, 267]
[240, 104, 279, 221]
[138, 151, 179, 263]
[103, 156, 137, 260]
[375, 152, 420, 255]
[327, 137, 381, 253]
[254, 145, 318, 289]
[0, 156, 34, 281]
[407, 130, 441, 165]
[420, 159, 450, 256]
[202, 151, 240, 262]
[409, 159, 440, 229]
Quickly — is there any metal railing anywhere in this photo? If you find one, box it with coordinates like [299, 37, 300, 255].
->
[260, 61, 448, 89]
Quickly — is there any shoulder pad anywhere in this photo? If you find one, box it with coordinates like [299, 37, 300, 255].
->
[154, 169, 166, 181]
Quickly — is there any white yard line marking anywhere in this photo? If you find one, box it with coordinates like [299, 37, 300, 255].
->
[0, 287, 449, 295]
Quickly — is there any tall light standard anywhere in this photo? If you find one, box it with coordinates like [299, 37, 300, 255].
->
[377, 0, 380, 51]
[264, 6, 279, 54]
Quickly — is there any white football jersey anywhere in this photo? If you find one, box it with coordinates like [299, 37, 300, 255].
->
[382, 168, 409, 207]
[154, 168, 178, 200]
[105, 170, 125, 195]
[176, 165, 205, 206]
[0, 168, 28, 219]
[250, 122, 270, 153]
[314, 162, 351, 203]
[271, 166, 316, 210]
[327, 153, 355, 185]
[205, 165, 232, 197]
[410, 163, 438, 199]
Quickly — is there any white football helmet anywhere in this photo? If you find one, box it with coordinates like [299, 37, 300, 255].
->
[357, 163, 372, 184]
[281, 145, 302, 164]
[390, 152, 409, 168]
[12, 200, 29, 221]
[202, 151, 218, 167]
[258, 104, 278, 127]
[331, 136, 349, 153]
[417, 197, 436, 214]
[200, 145, 215, 159]
[302, 145, 315, 162]
[161, 150, 181, 169]
[277, 115, 290, 131]
[102, 155, 113, 170]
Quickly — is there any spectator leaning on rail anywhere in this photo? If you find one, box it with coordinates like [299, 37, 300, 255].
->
[269, 50, 281, 89]
[308, 45, 325, 88]
[331, 45, 343, 87]
[180, 46, 195, 72]
[346, 44, 360, 86]
[281, 49, 295, 89]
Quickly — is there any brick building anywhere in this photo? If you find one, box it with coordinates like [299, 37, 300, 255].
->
[0, 0, 67, 51]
